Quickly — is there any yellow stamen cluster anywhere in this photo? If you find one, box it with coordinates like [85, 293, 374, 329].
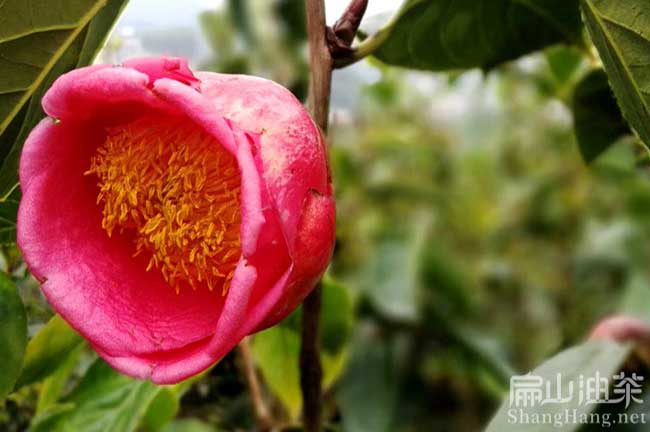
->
[86, 116, 242, 294]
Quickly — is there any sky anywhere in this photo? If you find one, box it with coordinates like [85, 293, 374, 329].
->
[324, 0, 395, 23]
[115, 0, 397, 31]
[107, 0, 486, 126]
[110, 0, 399, 66]
[106, 0, 508, 148]
[106, 0, 399, 109]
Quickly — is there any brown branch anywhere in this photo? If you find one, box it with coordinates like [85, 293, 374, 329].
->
[305, 0, 332, 133]
[238, 338, 272, 431]
[301, 282, 324, 432]
[301, 2, 332, 431]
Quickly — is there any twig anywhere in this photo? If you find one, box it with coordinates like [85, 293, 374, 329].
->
[332, 25, 391, 69]
[301, 282, 324, 432]
[301, 1, 332, 430]
[333, 0, 368, 45]
[238, 338, 272, 431]
[328, 0, 394, 69]
[328, 0, 368, 59]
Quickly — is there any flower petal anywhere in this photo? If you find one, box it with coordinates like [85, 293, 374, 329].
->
[43, 66, 175, 124]
[95, 264, 293, 384]
[18, 119, 226, 358]
[197, 72, 331, 248]
[123, 57, 200, 89]
[198, 72, 335, 328]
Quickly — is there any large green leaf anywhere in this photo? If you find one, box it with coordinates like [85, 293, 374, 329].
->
[572, 69, 631, 163]
[0, 272, 27, 399]
[0, 0, 129, 197]
[366, 0, 582, 71]
[15, 314, 84, 388]
[1, 0, 106, 134]
[486, 341, 632, 432]
[31, 358, 163, 432]
[581, 0, 650, 151]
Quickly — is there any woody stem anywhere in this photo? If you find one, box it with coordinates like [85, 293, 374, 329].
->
[301, 0, 332, 431]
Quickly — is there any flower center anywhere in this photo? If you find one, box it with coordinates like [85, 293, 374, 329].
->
[86, 116, 242, 294]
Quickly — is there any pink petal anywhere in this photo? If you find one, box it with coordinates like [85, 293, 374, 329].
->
[590, 315, 650, 344]
[198, 72, 335, 328]
[43, 66, 174, 124]
[197, 72, 331, 248]
[96, 264, 293, 384]
[18, 120, 227, 357]
[123, 57, 200, 90]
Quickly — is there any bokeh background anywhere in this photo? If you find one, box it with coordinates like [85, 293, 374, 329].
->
[5, 1, 650, 431]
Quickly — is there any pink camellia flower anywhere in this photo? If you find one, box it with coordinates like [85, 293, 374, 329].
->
[589, 315, 650, 344]
[17, 57, 335, 384]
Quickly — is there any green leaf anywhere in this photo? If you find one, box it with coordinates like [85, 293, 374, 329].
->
[141, 374, 201, 432]
[619, 272, 650, 320]
[140, 389, 180, 432]
[367, 0, 582, 71]
[320, 275, 354, 355]
[162, 419, 218, 432]
[76, 0, 130, 67]
[227, 0, 254, 45]
[486, 341, 632, 432]
[0, 272, 27, 399]
[0, 190, 19, 245]
[546, 46, 586, 86]
[572, 69, 631, 163]
[30, 403, 77, 432]
[36, 344, 84, 414]
[275, 0, 306, 42]
[33, 358, 163, 432]
[0, 0, 107, 134]
[252, 277, 353, 419]
[336, 329, 400, 432]
[252, 326, 302, 419]
[0, 0, 129, 197]
[418, 243, 476, 316]
[15, 314, 84, 388]
[361, 239, 419, 321]
[581, 0, 650, 152]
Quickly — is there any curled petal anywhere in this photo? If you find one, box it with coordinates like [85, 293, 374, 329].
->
[123, 57, 200, 89]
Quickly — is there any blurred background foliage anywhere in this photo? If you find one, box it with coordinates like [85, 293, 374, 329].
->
[3, 0, 650, 431]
